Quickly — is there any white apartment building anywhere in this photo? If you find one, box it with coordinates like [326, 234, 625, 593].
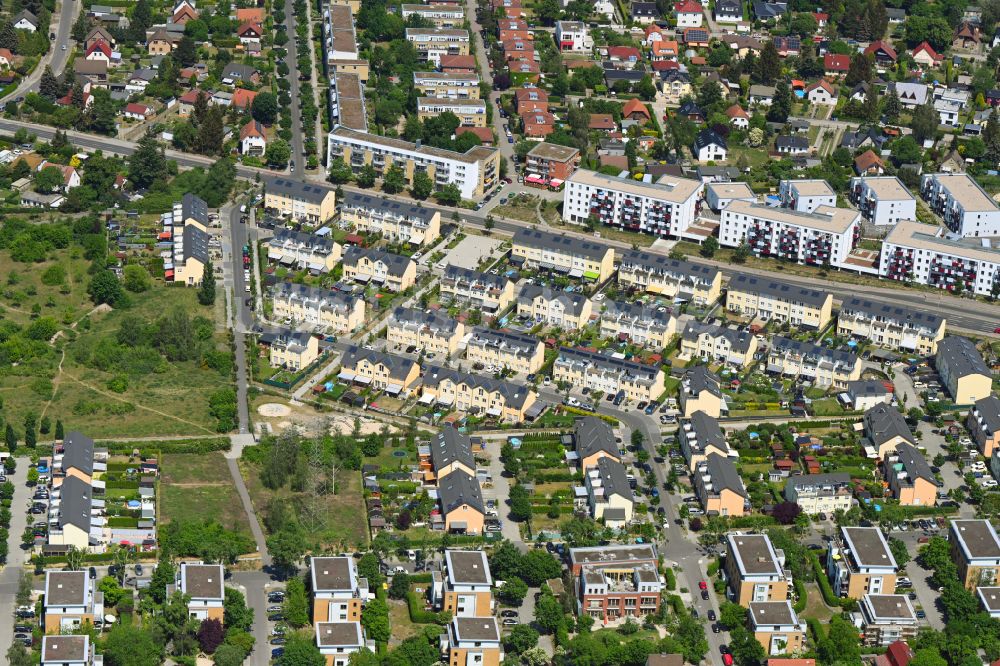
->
[849, 176, 917, 227]
[417, 97, 488, 126]
[778, 179, 836, 213]
[405, 28, 470, 64]
[920, 173, 1000, 237]
[413, 71, 481, 99]
[323, 4, 358, 64]
[400, 4, 465, 27]
[880, 220, 1000, 296]
[555, 20, 592, 52]
[562, 169, 703, 240]
[720, 199, 861, 268]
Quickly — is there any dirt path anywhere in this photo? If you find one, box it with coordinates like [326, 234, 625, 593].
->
[38, 348, 67, 421]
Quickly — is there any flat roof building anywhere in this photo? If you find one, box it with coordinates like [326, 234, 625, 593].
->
[920, 173, 1000, 237]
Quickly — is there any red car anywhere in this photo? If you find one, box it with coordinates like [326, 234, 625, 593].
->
[723, 655, 733, 666]
[699, 580, 708, 590]
[994, 327, 1000, 334]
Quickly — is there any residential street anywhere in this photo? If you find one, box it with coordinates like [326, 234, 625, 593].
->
[0, 462, 32, 656]
[1, 0, 82, 103]
[282, 0, 309, 178]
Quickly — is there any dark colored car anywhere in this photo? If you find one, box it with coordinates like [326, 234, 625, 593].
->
[270, 638, 287, 645]
[268, 614, 285, 622]
[701, 590, 709, 600]
[89, 567, 97, 580]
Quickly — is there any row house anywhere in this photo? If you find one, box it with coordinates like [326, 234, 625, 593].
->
[766, 336, 863, 389]
[342, 247, 417, 293]
[617, 251, 723, 305]
[726, 273, 834, 330]
[827, 526, 898, 599]
[514, 86, 548, 114]
[837, 297, 946, 355]
[440, 265, 516, 314]
[264, 177, 337, 223]
[724, 533, 790, 606]
[387, 307, 464, 357]
[935, 335, 992, 405]
[464, 327, 545, 374]
[879, 220, 1000, 296]
[863, 403, 915, 459]
[516, 284, 593, 329]
[920, 173, 1000, 237]
[570, 544, 662, 622]
[497, 18, 532, 42]
[266, 228, 342, 273]
[598, 300, 677, 348]
[678, 366, 725, 418]
[339, 192, 442, 247]
[679, 410, 730, 470]
[311, 556, 368, 623]
[270, 282, 365, 333]
[949, 519, 1000, 590]
[719, 200, 862, 269]
[562, 169, 703, 241]
[574, 417, 620, 474]
[778, 179, 836, 213]
[783, 473, 853, 515]
[553, 347, 665, 402]
[420, 365, 542, 423]
[511, 227, 615, 282]
[339, 346, 421, 396]
[848, 176, 917, 227]
[680, 321, 758, 368]
[883, 443, 937, 506]
[967, 395, 1000, 458]
[413, 71, 481, 99]
[424, 429, 476, 486]
[262, 327, 320, 371]
[693, 453, 747, 517]
[585, 456, 634, 527]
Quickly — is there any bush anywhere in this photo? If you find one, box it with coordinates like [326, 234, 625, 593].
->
[811, 552, 842, 607]
[406, 591, 451, 625]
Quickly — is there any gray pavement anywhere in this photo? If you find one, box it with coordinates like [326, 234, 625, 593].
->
[283, 0, 309, 179]
[0, 462, 31, 657]
[232, 571, 278, 666]
[2, 0, 82, 103]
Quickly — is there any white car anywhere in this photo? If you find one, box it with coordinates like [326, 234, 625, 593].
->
[981, 478, 998, 488]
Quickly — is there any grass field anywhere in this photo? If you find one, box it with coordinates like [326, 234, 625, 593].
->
[160, 453, 253, 535]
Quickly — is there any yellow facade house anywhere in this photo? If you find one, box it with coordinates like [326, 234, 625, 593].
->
[726, 273, 833, 330]
[342, 247, 417, 293]
[511, 227, 615, 282]
[341, 346, 421, 395]
[420, 365, 541, 424]
[387, 307, 464, 357]
[465, 327, 545, 374]
[618, 250, 723, 305]
[270, 282, 365, 333]
[339, 192, 442, 247]
[265, 177, 337, 223]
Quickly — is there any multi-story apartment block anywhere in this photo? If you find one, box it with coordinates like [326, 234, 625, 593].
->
[417, 97, 488, 126]
[726, 273, 834, 329]
[425, 428, 476, 485]
[405, 28, 470, 64]
[678, 366, 725, 418]
[967, 395, 1000, 458]
[421, 365, 542, 423]
[54, 431, 97, 487]
[525, 142, 580, 184]
[680, 321, 758, 367]
[720, 200, 862, 268]
[322, 4, 358, 62]
[327, 127, 499, 199]
[555, 20, 591, 51]
[439, 471, 486, 534]
[442, 550, 493, 616]
[849, 176, 916, 227]
[340, 346, 421, 395]
[837, 297, 946, 355]
[857, 594, 918, 646]
[175, 562, 225, 622]
[342, 246, 417, 292]
[315, 622, 369, 666]
[440, 265, 516, 314]
[766, 336, 862, 389]
[883, 443, 937, 506]
[311, 556, 368, 623]
[516, 284, 593, 329]
[339, 192, 441, 247]
[40, 636, 94, 666]
[400, 3, 465, 27]
[553, 347, 665, 402]
[511, 227, 615, 282]
[936, 336, 993, 405]
[949, 519, 1000, 590]
[748, 602, 806, 655]
[879, 220, 1000, 296]
[574, 415, 621, 471]
[577, 561, 662, 622]
[387, 307, 464, 357]
[568, 544, 659, 576]
[585, 456, 634, 527]
[264, 327, 320, 371]
[979, 587, 1000, 618]
[724, 533, 790, 606]
[598, 300, 677, 348]
[617, 251, 723, 305]
[705, 181, 756, 213]
[679, 410, 729, 470]
[465, 327, 544, 374]
[920, 173, 1000, 237]
[413, 71, 481, 99]
[266, 228, 342, 273]
[562, 169, 703, 240]
[784, 473, 853, 515]
[779, 179, 836, 213]
[48, 475, 94, 550]
[694, 453, 747, 516]
[862, 403, 915, 459]
[328, 72, 368, 132]
[271, 282, 365, 333]
[444, 617, 503, 666]
[265, 177, 337, 223]
[43, 570, 102, 632]
[827, 526, 898, 599]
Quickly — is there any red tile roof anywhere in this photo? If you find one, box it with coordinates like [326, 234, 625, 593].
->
[622, 98, 650, 119]
[824, 53, 850, 71]
[231, 87, 258, 109]
[456, 126, 494, 143]
[674, 0, 702, 13]
[608, 46, 641, 60]
[589, 113, 616, 130]
[912, 41, 943, 61]
[124, 102, 151, 115]
[726, 104, 749, 119]
[864, 39, 897, 60]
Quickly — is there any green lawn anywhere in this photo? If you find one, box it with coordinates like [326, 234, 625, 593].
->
[160, 453, 253, 535]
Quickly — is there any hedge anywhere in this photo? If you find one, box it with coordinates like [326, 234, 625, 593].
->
[103, 438, 230, 454]
[792, 578, 807, 613]
[406, 592, 451, 625]
[667, 594, 684, 614]
[664, 567, 676, 591]
[806, 617, 826, 643]
[105, 480, 139, 490]
[530, 471, 583, 483]
[530, 505, 573, 515]
[108, 517, 139, 528]
[562, 406, 617, 424]
[408, 573, 433, 584]
[810, 552, 842, 607]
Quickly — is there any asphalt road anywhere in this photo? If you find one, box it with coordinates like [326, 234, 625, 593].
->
[0, 463, 31, 658]
[2, 0, 81, 103]
[282, 0, 307, 179]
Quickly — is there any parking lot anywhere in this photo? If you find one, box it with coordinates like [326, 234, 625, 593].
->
[436, 234, 504, 271]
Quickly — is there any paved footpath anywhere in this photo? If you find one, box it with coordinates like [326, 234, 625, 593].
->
[0, 462, 32, 656]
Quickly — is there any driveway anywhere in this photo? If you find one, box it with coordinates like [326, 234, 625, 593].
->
[232, 571, 278, 666]
[482, 435, 526, 549]
[0, 462, 32, 653]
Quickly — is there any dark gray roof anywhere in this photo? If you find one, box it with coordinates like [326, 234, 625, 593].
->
[315, 622, 363, 647]
[41, 636, 88, 664]
[391, 307, 460, 335]
[863, 403, 914, 447]
[620, 250, 717, 282]
[697, 453, 746, 497]
[557, 347, 661, 381]
[596, 456, 633, 502]
[678, 101, 705, 118]
[752, 0, 787, 18]
[842, 297, 943, 331]
[45, 570, 88, 607]
[776, 135, 810, 149]
[727, 534, 782, 576]
[973, 395, 1000, 432]
[13, 9, 38, 25]
[890, 442, 936, 485]
[467, 327, 541, 359]
[715, 0, 741, 13]
[605, 66, 646, 82]
[937, 336, 991, 379]
[785, 472, 851, 489]
[62, 431, 95, 476]
[438, 470, 484, 515]
[272, 282, 357, 313]
[311, 556, 356, 592]
[443, 264, 510, 291]
[950, 519, 1000, 560]
[341, 192, 437, 223]
[770, 335, 858, 366]
[681, 321, 755, 356]
[575, 416, 619, 461]
[683, 410, 728, 452]
[222, 62, 258, 80]
[181, 192, 208, 225]
[631, 1, 658, 17]
[846, 380, 892, 399]
[682, 366, 723, 399]
[423, 365, 534, 410]
[182, 224, 210, 265]
[864, 594, 915, 620]
[266, 177, 334, 204]
[270, 228, 338, 254]
[601, 300, 674, 328]
[841, 526, 895, 568]
[695, 128, 727, 150]
[343, 246, 413, 278]
[452, 616, 500, 642]
[58, 475, 93, 533]
[258, 326, 312, 350]
[343, 345, 418, 381]
[430, 428, 474, 473]
[181, 563, 224, 600]
[445, 550, 491, 585]
[517, 283, 591, 317]
[513, 227, 611, 261]
[729, 273, 829, 307]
